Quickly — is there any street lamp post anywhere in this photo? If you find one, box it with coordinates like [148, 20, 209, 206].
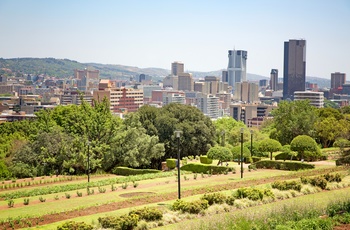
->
[87, 141, 90, 183]
[250, 130, 253, 157]
[174, 130, 182, 199]
[240, 128, 244, 179]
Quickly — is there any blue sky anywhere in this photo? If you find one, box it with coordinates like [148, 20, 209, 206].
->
[0, 0, 349, 78]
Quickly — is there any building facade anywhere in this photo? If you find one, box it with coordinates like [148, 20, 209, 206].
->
[270, 69, 278, 91]
[283, 39, 306, 100]
[331, 72, 346, 90]
[227, 50, 248, 93]
[294, 91, 324, 108]
[171, 62, 184, 76]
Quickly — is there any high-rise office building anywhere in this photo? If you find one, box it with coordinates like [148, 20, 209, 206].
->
[234, 81, 259, 103]
[178, 72, 193, 91]
[331, 72, 346, 90]
[227, 50, 248, 92]
[283, 39, 306, 100]
[270, 69, 278, 91]
[171, 62, 184, 76]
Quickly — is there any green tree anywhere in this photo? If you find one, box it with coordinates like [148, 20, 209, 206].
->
[207, 145, 232, 165]
[270, 100, 318, 145]
[315, 117, 349, 148]
[258, 139, 282, 160]
[231, 146, 250, 164]
[290, 135, 319, 160]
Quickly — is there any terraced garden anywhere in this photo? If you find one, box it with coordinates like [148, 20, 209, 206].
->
[1, 161, 350, 229]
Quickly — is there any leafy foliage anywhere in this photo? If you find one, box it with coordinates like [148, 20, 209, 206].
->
[258, 139, 282, 160]
[57, 221, 93, 230]
[199, 155, 213, 164]
[290, 135, 320, 160]
[207, 146, 232, 165]
[112, 167, 161, 176]
[180, 163, 234, 174]
[252, 160, 315, 171]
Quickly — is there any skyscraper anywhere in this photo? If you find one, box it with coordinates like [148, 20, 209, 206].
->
[270, 69, 278, 91]
[171, 62, 184, 76]
[283, 39, 306, 100]
[227, 50, 247, 92]
[331, 72, 346, 90]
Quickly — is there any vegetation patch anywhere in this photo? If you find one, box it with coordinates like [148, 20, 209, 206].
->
[180, 163, 234, 174]
[112, 167, 161, 176]
[252, 160, 315, 171]
[199, 155, 213, 165]
[271, 180, 302, 192]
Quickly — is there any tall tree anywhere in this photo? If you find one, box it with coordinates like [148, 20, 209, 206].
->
[270, 100, 318, 145]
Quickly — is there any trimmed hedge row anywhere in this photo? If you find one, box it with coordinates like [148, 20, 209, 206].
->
[271, 180, 302, 192]
[112, 167, 161, 176]
[166, 159, 176, 169]
[251, 160, 315, 171]
[200, 155, 213, 164]
[57, 221, 93, 230]
[180, 163, 235, 174]
[252, 156, 262, 163]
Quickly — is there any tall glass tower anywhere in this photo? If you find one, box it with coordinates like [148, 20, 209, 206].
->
[283, 39, 306, 100]
[227, 50, 247, 93]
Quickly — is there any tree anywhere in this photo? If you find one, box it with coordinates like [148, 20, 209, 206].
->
[315, 117, 349, 148]
[231, 146, 250, 164]
[281, 145, 297, 160]
[270, 100, 318, 145]
[290, 135, 319, 160]
[207, 146, 232, 165]
[258, 139, 282, 160]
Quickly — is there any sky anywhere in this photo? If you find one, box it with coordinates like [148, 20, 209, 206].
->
[0, 0, 349, 78]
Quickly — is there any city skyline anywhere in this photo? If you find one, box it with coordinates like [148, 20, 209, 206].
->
[0, 0, 349, 79]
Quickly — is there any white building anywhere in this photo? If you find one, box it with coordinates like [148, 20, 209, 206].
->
[227, 50, 247, 93]
[294, 91, 324, 108]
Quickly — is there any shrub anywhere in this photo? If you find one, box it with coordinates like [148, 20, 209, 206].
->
[39, 196, 46, 202]
[252, 160, 315, 171]
[233, 187, 274, 201]
[112, 167, 161, 176]
[23, 198, 29, 205]
[122, 182, 128, 189]
[7, 199, 14, 208]
[251, 156, 261, 163]
[57, 221, 93, 230]
[65, 193, 71, 199]
[201, 193, 226, 205]
[98, 214, 139, 230]
[181, 163, 235, 174]
[98, 187, 106, 193]
[323, 173, 342, 183]
[200, 155, 213, 164]
[87, 188, 94, 195]
[129, 207, 163, 221]
[309, 176, 328, 190]
[225, 196, 235, 205]
[76, 191, 83, 197]
[166, 159, 177, 169]
[171, 199, 209, 214]
[275, 152, 298, 161]
[271, 181, 302, 192]
[133, 181, 139, 188]
[0, 161, 11, 179]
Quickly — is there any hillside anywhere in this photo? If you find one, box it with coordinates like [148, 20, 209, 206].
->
[0, 58, 331, 87]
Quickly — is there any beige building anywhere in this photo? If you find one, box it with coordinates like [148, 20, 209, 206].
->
[74, 69, 100, 80]
[294, 91, 324, 108]
[230, 103, 276, 127]
[234, 81, 259, 103]
[163, 75, 178, 89]
[171, 62, 184, 76]
[93, 81, 143, 113]
[178, 72, 193, 91]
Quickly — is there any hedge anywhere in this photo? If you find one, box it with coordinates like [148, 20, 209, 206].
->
[166, 159, 177, 169]
[200, 155, 213, 164]
[251, 160, 315, 171]
[336, 155, 350, 166]
[112, 167, 161, 176]
[181, 163, 235, 174]
[274, 152, 298, 161]
[252, 156, 262, 163]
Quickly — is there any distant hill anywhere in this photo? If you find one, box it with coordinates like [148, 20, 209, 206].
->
[0, 58, 331, 88]
[0, 58, 170, 79]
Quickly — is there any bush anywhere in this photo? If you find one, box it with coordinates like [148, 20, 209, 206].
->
[57, 221, 93, 230]
[309, 176, 328, 190]
[98, 214, 139, 230]
[336, 155, 350, 166]
[200, 155, 213, 164]
[166, 159, 177, 169]
[172, 199, 209, 214]
[252, 160, 315, 171]
[112, 167, 161, 176]
[201, 193, 226, 205]
[271, 181, 302, 192]
[251, 156, 261, 163]
[275, 152, 298, 161]
[129, 207, 163, 221]
[233, 187, 274, 201]
[23, 198, 29, 205]
[7, 199, 14, 208]
[0, 161, 11, 179]
[323, 173, 342, 183]
[181, 163, 235, 174]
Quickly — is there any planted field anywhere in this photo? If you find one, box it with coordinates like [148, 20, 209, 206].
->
[0, 163, 349, 230]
